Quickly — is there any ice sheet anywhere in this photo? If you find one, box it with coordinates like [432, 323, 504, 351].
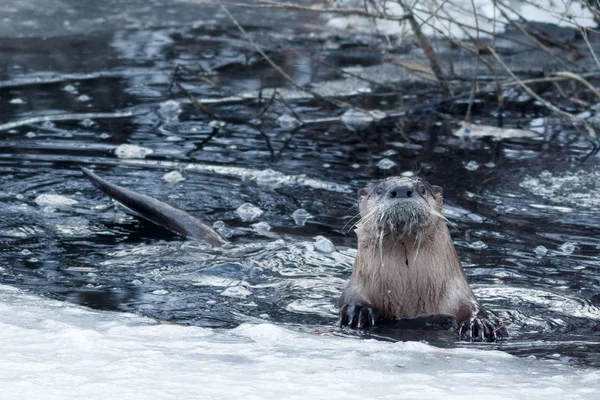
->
[0, 284, 598, 400]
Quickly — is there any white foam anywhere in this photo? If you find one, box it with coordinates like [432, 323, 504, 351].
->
[0, 285, 598, 400]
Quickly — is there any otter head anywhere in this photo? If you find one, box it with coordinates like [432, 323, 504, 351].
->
[357, 177, 443, 241]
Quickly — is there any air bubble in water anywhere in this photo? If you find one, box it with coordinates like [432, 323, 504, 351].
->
[292, 209, 313, 226]
[469, 241, 487, 250]
[314, 236, 335, 253]
[341, 109, 373, 130]
[465, 161, 479, 171]
[277, 114, 300, 129]
[377, 158, 396, 170]
[158, 100, 182, 121]
[236, 203, 263, 222]
[559, 242, 576, 255]
[534, 245, 548, 257]
[251, 221, 271, 234]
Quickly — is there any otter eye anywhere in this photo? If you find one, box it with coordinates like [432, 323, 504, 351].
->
[376, 186, 384, 195]
[419, 184, 426, 195]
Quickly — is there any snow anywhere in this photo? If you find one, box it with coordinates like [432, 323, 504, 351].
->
[34, 193, 78, 207]
[0, 284, 598, 400]
[114, 144, 154, 159]
[329, 0, 595, 37]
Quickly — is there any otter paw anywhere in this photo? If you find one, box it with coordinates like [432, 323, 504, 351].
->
[459, 317, 509, 342]
[339, 304, 380, 328]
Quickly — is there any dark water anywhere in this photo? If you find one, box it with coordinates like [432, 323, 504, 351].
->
[1, 0, 600, 368]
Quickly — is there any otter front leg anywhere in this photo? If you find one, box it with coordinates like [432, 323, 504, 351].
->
[458, 307, 508, 341]
[337, 283, 381, 328]
[339, 304, 380, 328]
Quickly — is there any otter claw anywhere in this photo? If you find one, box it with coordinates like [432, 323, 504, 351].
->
[340, 304, 380, 329]
[459, 317, 508, 342]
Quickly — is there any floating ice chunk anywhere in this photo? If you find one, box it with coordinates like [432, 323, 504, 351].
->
[34, 194, 78, 207]
[277, 114, 300, 129]
[115, 144, 153, 159]
[401, 171, 414, 177]
[292, 209, 313, 226]
[469, 241, 487, 250]
[25, 132, 36, 138]
[251, 221, 271, 234]
[535, 245, 548, 257]
[152, 289, 169, 295]
[77, 94, 91, 102]
[377, 158, 396, 170]
[163, 171, 185, 183]
[341, 109, 373, 130]
[220, 286, 252, 298]
[236, 203, 263, 222]
[314, 236, 335, 253]
[455, 122, 538, 139]
[10, 98, 24, 104]
[465, 161, 479, 171]
[559, 242, 576, 255]
[158, 100, 181, 121]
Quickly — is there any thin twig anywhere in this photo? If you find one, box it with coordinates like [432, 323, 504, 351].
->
[465, 0, 481, 123]
[398, 1, 451, 95]
[256, 126, 276, 161]
[552, 71, 600, 101]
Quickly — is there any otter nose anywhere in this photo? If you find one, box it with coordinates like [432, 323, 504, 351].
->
[389, 185, 413, 199]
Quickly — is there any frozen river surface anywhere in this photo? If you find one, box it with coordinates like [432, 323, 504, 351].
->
[1, 284, 598, 400]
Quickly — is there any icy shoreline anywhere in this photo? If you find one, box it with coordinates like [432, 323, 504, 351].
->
[0, 284, 598, 400]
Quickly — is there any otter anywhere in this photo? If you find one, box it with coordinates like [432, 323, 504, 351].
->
[338, 176, 507, 341]
[80, 168, 505, 340]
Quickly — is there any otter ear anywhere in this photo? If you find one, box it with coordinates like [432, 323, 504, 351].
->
[431, 185, 443, 196]
[358, 187, 369, 200]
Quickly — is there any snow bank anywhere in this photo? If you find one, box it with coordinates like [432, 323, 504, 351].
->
[0, 284, 597, 400]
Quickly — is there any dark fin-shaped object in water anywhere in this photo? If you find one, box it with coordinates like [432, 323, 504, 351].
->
[81, 167, 227, 246]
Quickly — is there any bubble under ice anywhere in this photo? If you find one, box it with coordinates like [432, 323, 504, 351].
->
[0, 284, 598, 400]
[157, 100, 182, 121]
[236, 203, 264, 222]
[292, 209, 313, 226]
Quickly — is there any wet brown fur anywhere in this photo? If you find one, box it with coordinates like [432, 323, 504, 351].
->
[338, 177, 482, 324]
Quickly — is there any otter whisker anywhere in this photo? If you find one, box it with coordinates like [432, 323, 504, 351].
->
[343, 211, 363, 233]
[378, 230, 385, 268]
[429, 208, 458, 231]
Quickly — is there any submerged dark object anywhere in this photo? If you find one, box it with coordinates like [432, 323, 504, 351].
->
[338, 176, 508, 341]
[80, 167, 227, 246]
